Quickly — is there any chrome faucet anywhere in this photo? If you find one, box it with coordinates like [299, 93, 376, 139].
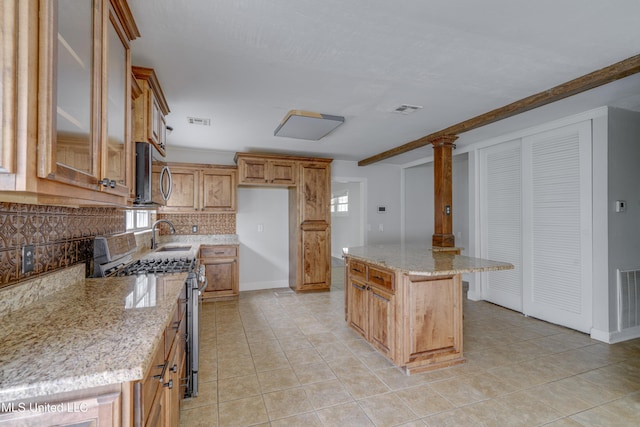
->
[151, 219, 176, 250]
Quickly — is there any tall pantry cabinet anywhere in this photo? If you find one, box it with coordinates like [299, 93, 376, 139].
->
[236, 153, 332, 292]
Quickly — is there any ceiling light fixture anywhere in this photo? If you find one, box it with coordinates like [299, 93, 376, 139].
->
[274, 110, 345, 140]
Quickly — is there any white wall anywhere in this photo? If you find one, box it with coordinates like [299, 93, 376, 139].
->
[404, 163, 433, 244]
[332, 160, 403, 245]
[402, 153, 469, 253]
[606, 108, 640, 337]
[331, 181, 363, 258]
[165, 146, 236, 165]
[236, 187, 289, 291]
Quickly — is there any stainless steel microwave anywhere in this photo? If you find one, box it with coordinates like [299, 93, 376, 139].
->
[134, 142, 172, 206]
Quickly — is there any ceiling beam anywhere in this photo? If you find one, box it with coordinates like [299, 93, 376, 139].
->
[358, 53, 640, 166]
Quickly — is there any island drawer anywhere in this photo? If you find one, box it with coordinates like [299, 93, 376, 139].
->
[368, 266, 394, 291]
[200, 246, 237, 257]
[348, 260, 367, 279]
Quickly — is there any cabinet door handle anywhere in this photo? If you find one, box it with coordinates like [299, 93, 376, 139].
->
[372, 292, 389, 302]
[352, 283, 366, 291]
[372, 275, 384, 281]
[162, 379, 173, 389]
[171, 364, 178, 373]
[352, 268, 363, 273]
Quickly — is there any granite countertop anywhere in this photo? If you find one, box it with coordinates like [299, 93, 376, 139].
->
[0, 269, 187, 403]
[343, 243, 513, 276]
[141, 234, 240, 260]
[0, 234, 240, 403]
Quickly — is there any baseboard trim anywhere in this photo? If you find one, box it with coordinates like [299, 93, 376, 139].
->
[590, 326, 640, 344]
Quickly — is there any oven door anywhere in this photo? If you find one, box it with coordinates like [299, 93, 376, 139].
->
[186, 268, 207, 398]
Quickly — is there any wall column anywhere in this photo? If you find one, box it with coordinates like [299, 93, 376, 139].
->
[430, 135, 458, 247]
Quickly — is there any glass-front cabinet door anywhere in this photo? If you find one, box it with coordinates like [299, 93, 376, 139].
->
[37, 0, 138, 198]
[103, 6, 132, 196]
[39, 0, 100, 186]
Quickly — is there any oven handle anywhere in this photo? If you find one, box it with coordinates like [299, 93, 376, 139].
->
[198, 277, 209, 294]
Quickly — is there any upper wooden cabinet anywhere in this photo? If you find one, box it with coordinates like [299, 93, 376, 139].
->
[132, 66, 170, 156]
[235, 153, 297, 186]
[0, 0, 139, 206]
[160, 163, 237, 213]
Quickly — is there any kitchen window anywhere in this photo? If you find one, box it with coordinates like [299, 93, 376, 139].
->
[125, 210, 151, 231]
[331, 191, 349, 216]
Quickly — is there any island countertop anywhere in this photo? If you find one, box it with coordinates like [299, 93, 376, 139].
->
[0, 267, 186, 403]
[343, 243, 513, 276]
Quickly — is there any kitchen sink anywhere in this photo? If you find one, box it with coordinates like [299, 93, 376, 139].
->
[155, 245, 192, 252]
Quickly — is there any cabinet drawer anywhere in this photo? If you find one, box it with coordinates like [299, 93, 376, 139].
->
[200, 246, 237, 257]
[368, 266, 394, 292]
[141, 337, 165, 423]
[349, 260, 367, 279]
[165, 304, 182, 357]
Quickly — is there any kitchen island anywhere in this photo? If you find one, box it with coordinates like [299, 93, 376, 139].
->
[343, 244, 512, 374]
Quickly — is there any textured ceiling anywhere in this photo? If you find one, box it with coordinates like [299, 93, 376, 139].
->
[129, 0, 640, 164]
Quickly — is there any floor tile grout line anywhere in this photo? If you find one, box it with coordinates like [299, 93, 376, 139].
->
[186, 272, 640, 427]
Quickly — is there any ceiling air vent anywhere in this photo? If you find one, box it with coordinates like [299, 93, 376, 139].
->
[393, 104, 423, 115]
[187, 117, 211, 126]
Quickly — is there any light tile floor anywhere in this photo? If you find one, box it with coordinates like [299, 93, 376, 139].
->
[180, 268, 640, 426]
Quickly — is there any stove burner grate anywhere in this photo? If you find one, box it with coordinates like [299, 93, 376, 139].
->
[115, 257, 195, 276]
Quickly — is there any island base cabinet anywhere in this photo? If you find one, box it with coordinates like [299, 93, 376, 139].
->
[400, 274, 465, 374]
[345, 256, 465, 375]
[346, 274, 395, 360]
[347, 280, 368, 337]
[370, 287, 395, 356]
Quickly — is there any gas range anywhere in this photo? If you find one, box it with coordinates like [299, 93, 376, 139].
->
[92, 232, 207, 398]
[114, 257, 195, 276]
[93, 233, 196, 277]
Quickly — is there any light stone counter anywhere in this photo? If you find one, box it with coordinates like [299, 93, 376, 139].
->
[343, 243, 513, 276]
[0, 267, 187, 403]
[139, 234, 240, 260]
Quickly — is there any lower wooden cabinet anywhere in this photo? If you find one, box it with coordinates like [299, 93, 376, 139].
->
[0, 289, 187, 427]
[347, 271, 395, 359]
[136, 298, 186, 427]
[345, 256, 464, 374]
[0, 390, 122, 426]
[200, 245, 239, 300]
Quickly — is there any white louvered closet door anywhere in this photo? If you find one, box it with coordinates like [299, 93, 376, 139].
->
[479, 140, 523, 311]
[522, 122, 592, 333]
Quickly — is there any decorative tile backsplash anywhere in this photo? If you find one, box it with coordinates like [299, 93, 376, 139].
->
[0, 203, 125, 289]
[157, 213, 236, 235]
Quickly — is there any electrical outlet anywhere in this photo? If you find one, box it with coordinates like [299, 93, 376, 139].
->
[192, 225, 198, 233]
[22, 245, 35, 273]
